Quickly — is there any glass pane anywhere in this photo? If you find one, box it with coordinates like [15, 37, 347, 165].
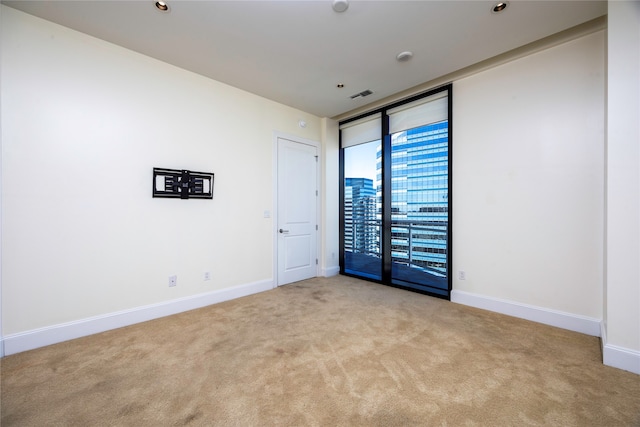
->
[343, 140, 382, 280]
[390, 120, 449, 293]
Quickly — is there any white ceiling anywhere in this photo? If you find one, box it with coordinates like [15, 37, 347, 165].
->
[3, 0, 607, 118]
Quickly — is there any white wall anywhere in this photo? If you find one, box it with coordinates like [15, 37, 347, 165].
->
[604, 0, 640, 374]
[1, 6, 322, 344]
[0, 0, 4, 357]
[452, 31, 605, 330]
[321, 118, 340, 277]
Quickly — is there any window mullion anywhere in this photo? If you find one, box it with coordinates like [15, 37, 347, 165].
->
[381, 111, 392, 284]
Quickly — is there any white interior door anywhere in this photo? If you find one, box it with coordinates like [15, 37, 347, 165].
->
[277, 137, 318, 286]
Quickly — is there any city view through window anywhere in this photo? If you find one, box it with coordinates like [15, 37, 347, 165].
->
[343, 120, 449, 293]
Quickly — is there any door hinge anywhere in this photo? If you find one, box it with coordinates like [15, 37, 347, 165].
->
[316, 190, 318, 196]
[316, 224, 318, 231]
[315, 155, 318, 162]
[316, 259, 318, 265]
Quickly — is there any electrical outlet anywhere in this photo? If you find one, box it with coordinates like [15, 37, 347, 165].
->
[458, 270, 466, 281]
[168, 275, 177, 287]
[204, 272, 211, 281]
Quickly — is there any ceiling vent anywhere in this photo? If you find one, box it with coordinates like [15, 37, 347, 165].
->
[350, 89, 373, 99]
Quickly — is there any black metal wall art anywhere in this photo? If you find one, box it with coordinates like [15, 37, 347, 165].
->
[153, 168, 214, 199]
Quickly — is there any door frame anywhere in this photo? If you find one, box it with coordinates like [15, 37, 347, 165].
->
[272, 131, 322, 287]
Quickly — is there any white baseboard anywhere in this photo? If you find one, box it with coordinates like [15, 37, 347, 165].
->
[322, 266, 340, 277]
[603, 344, 640, 375]
[450, 289, 602, 337]
[601, 322, 640, 375]
[2, 279, 274, 356]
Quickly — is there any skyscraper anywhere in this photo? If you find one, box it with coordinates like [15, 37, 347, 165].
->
[344, 178, 379, 256]
[377, 120, 449, 277]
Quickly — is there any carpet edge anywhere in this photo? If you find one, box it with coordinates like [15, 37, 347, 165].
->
[1, 279, 274, 356]
[450, 289, 602, 336]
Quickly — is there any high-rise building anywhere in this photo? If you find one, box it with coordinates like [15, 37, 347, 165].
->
[377, 120, 449, 276]
[344, 178, 379, 256]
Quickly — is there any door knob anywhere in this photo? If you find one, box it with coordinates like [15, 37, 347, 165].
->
[279, 229, 290, 233]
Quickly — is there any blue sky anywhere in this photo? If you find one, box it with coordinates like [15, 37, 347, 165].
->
[344, 140, 379, 182]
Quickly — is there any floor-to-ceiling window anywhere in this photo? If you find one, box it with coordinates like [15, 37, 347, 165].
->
[341, 114, 382, 280]
[339, 85, 452, 298]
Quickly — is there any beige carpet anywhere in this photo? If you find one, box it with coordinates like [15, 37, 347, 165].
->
[2, 275, 639, 426]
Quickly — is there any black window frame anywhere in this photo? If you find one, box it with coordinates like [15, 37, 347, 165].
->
[339, 83, 453, 300]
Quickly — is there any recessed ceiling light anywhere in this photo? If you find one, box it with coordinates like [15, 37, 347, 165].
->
[492, 2, 508, 13]
[396, 51, 413, 62]
[155, 1, 170, 12]
[332, 0, 349, 13]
